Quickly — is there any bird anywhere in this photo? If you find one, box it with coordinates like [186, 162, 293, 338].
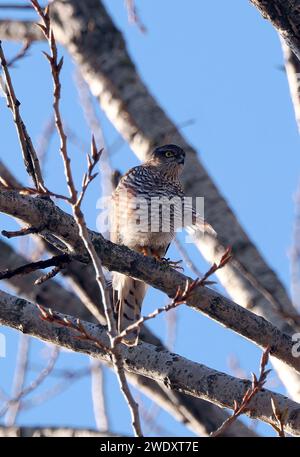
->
[110, 144, 214, 346]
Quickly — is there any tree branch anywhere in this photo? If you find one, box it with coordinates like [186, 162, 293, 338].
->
[0, 289, 299, 435]
[1, 5, 298, 395]
[0, 189, 299, 376]
[281, 40, 300, 132]
[0, 41, 45, 191]
[0, 163, 258, 437]
[250, 0, 300, 60]
[0, 20, 43, 42]
[0, 425, 122, 437]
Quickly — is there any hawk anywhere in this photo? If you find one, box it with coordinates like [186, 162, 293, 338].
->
[111, 144, 212, 345]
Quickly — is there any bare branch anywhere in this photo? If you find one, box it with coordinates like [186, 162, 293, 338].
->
[30, 1, 142, 436]
[0, 346, 59, 419]
[0, 253, 71, 280]
[0, 289, 299, 435]
[125, 0, 147, 33]
[90, 359, 109, 432]
[0, 20, 43, 41]
[0, 425, 122, 437]
[250, 0, 300, 60]
[271, 397, 288, 437]
[0, 42, 45, 191]
[6, 40, 32, 68]
[210, 346, 272, 437]
[0, 189, 299, 376]
[0, 239, 93, 321]
[0, 3, 35, 9]
[5, 335, 30, 426]
[2, 226, 41, 239]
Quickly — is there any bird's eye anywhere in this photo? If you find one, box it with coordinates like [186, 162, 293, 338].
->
[165, 151, 174, 158]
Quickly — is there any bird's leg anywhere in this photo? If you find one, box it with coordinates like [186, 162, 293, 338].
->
[139, 246, 152, 257]
[138, 247, 183, 270]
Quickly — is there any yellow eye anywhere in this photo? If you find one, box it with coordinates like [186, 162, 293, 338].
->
[165, 151, 174, 158]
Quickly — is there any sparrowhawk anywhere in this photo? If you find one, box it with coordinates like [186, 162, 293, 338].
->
[111, 144, 213, 345]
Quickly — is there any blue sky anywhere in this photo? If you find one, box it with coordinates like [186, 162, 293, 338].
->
[0, 0, 299, 437]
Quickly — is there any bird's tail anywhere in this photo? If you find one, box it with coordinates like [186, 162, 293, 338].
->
[112, 273, 147, 346]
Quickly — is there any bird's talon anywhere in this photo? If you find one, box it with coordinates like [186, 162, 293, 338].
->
[160, 257, 184, 271]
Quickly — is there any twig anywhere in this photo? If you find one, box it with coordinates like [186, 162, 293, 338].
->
[0, 345, 59, 419]
[30, 0, 143, 436]
[0, 253, 71, 280]
[125, 0, 147, 33]
[174, 236, 203, 277]
[20, 368, 90, 411]
[90, 359, 109, 432]
[0, 3, 35, 9]
[36, 304, 109, 353]
[0, 41, 45, 191]
[139, 401, 173, 436]
[198, 247, 232, 286]
[210, 346, 272, 437]
[6, 40, 32, 67]
[74, 70, 113, 210]
[270, 397, 288, 437]
[76, 137, 102, 208]
[34, 264, 67, 284]
[20, 363, 109, 412]
[5, 334, 30, 426]
[0, 177, 69, 200]
[2, 226, 41, 239]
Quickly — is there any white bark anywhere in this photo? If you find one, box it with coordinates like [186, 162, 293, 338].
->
[250, 0, 300, 60]
[1, 289, 299, 436]
[0, 189, 299, 376]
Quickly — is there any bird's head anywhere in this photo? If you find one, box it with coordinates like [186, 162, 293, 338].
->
[149, 144, 185, 178]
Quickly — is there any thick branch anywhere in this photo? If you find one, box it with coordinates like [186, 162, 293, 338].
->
[0, 189, 299, 376]
[0, 289, 299, 435]
[250, 1, 300, 60]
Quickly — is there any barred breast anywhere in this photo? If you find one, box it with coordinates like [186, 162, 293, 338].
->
[111, 165, 184, 251]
